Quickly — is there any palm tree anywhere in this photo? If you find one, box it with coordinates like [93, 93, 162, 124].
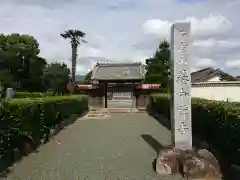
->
[60, 29, 87, 83]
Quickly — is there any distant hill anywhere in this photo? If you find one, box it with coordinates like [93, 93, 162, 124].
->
[75, 75, 85, 83]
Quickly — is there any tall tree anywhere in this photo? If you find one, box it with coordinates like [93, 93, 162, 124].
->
[60, 29, 87, 83]
[84, 70, 92, 84]
[220, 73, 237, 81]
[43, 62, 70, 94]
[0, 33, 46, 91]
[144, 40, 170, 88]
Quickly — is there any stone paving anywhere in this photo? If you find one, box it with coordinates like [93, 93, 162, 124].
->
[2, 113, 183, 180]
[107, 100, 133, 108]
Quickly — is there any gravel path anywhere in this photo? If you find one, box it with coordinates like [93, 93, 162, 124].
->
[2, 113, 183, 180]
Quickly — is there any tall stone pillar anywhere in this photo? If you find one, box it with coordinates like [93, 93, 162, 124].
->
[170, 23, 192, 150]
[155, 23, 222, 179]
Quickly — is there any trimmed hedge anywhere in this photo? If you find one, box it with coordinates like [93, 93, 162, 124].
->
[151, 93, 240, 165]
[14, 92, 54, 98]
[0, 95, 88, 162]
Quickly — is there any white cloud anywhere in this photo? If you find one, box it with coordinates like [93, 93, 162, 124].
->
[142, 19, 170, 38]
[0, 0, 240, 75]
[143, 15, 232, 38]
[193, 39, 216, 48]
[217, 40, 240, 48]
[79, 46, 103, 58]
[186, 15, 232, 37]
[132, 55, 149, 64]
[195, 58, 216, 68]
[225, 60, 240, 69]
[193, 38, 240, 48]
[190, 67, 200, 73]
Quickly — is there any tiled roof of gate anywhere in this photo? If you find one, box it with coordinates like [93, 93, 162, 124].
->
[91, 62, 146, 80]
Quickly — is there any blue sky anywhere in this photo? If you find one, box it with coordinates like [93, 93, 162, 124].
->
[1, 0, 240, 76]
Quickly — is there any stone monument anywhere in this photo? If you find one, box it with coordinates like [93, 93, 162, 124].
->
[170, 22, 192, 150]
[155, 22, 222, 179]
[6, 88, 14, 100]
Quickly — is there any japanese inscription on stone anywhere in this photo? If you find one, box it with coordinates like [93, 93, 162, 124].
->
[177, 88, 189, 97]
[170, 22, 192, 150]
[176, 105, 189, 115]
[176, 70, 189, 84]
[178, 56, 187, 64]
[177, 121, 189, 135]
[178, 30, 188, 52]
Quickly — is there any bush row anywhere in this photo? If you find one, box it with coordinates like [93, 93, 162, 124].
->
[151, 93, 240, 165]
[14, 92, 54, 98]
[0, 95, 88, 163]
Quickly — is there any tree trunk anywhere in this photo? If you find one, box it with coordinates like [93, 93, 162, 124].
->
[71, 43, 78, 83]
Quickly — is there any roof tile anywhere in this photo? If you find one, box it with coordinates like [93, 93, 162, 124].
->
[91, 63, 145, 80]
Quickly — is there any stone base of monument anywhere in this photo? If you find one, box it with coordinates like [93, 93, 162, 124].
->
[156, 145, 181, 175]
[156, 147, 222, 179]
[179, 149, 222, 180]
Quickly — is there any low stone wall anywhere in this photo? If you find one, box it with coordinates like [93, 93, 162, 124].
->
[136, 90, 152, 110]
[88, 89, 104, 109]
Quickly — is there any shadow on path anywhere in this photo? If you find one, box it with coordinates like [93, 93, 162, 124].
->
[141, 134, 163, 153]
[141, 134, 164, 172]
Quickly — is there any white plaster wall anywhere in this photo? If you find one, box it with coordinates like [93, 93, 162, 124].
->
[191, 85, 240, 102]
[207, 76, 221, 82]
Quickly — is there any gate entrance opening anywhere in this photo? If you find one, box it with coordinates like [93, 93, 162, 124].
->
[107, 85, 134, 108]
[77, 63, 160, 110]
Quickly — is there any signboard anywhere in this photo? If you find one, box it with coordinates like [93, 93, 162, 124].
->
[136, 84, 161, 89]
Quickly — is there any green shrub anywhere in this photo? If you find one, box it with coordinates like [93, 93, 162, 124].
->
[15, 92, 43, 98]
[151, 93, 240, 165]
[43, 91, 54, 97]
[0, 95, 88, 162]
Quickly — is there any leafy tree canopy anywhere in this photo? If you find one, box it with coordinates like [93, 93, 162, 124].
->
[0, 33, 45, 91]
[60, 29, 87, 45]
[43, 62, 70, 94]
[84, 70, 92, 84]
[144, 40, 170, 88]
